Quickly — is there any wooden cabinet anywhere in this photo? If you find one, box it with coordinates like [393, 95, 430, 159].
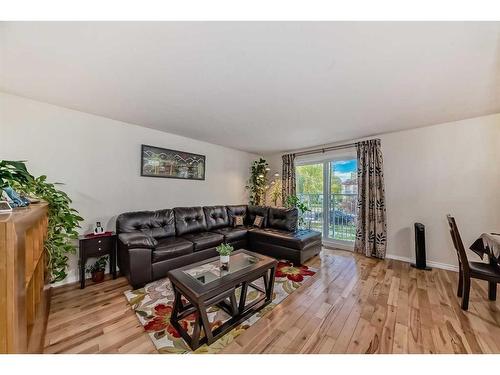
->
[0, 203, 50, 353]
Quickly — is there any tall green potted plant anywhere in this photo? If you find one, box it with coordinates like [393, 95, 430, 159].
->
[245, 158, 269, 206]
[0, 160, 83, 282]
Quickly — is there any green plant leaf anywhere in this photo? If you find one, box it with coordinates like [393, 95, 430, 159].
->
[1, 160, 83, 282]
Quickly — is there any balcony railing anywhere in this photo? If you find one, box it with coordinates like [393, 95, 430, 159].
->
[297, 192, 357, 242]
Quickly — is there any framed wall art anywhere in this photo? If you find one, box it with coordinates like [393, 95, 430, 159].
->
[141, 144, 206, 180]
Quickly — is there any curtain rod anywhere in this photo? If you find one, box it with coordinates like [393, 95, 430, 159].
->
[293, 142, 357, 157]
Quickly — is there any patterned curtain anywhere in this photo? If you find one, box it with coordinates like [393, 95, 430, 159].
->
[282, 153, 296, 205]
[354, 139, 387, 259]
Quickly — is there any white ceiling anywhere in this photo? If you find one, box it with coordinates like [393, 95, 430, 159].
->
[1, 22, 500, 154]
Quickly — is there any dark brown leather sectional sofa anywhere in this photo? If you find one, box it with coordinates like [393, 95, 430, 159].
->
[116, 205, 322, 288]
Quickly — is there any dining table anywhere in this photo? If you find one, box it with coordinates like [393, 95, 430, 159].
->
[470, 233, 500, 267]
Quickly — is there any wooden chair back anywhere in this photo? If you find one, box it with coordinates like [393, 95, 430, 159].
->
[446, 215, 470, 274]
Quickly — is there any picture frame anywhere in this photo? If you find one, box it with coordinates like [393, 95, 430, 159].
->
[140, 144, 206, 180]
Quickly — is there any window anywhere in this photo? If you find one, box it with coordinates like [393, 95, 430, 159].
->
[296, 154, 357, 247]
[329, 159, 357, 242]
[296, 163, 324, 233]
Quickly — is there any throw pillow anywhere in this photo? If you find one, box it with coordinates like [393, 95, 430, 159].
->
[233, 215, 245, 227]
[253, 215, 264, 228]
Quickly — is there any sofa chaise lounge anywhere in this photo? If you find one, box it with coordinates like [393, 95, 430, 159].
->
[116, 205, 321, 288]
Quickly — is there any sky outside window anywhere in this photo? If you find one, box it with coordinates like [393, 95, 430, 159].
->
[331, 159, 357, 182]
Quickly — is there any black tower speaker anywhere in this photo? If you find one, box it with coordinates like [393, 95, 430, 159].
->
[411, 222, 431, 271]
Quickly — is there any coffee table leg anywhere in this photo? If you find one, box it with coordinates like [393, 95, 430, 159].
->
[229, 292, 238, 315]
[171, 285, 182, 321]
[170, 286, 203, 350]
[266, 266, 276, 301]
[238, 282, 249, 314]
[190, 315, 202, 349]
[198, 302, 214, 344]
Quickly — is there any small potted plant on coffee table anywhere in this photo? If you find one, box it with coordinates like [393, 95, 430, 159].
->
[85, 256, 108, 283]
[216, 243, 234, 271]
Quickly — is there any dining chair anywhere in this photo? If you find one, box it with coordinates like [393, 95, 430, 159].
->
[446, 215, 500, 310]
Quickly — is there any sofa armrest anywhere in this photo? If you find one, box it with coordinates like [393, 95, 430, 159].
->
[118, 232, 158, 249]
[127, 248, 153, 288]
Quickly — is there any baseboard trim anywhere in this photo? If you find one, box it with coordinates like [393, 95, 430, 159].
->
[321, 245, 459, 272]
[51, 266, 120, 288]
[385, 253, 459, 272]
[322, 240, 354, 252]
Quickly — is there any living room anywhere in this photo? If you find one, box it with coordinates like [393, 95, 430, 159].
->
[1, 1, 500, 373]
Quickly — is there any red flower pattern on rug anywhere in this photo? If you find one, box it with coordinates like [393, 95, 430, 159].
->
[144, 303, 196, 338]
[275, 261, 315, 282]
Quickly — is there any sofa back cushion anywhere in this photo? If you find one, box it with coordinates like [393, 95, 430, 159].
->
[174, 206, 208, 236]
[268, 207, 298, 232]
[116, 209, 175, 239]
[226, 205, 248, 226]
[247, 205, 269, 227]
[203, 206, 229, 230]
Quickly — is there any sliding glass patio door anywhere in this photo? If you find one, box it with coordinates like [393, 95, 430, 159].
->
[296, 163, 324, 233]
[296, 155, 357, 249]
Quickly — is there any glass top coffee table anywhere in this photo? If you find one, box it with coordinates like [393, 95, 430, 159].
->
[183, 252, 260, 285]
[167, 249, 277, 350]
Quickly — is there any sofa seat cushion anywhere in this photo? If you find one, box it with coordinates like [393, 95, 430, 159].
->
[249, 228, 321, 251]
[182, 232, 224, 251]
[152, 237, 194, 263]
[211, 227, 248, 242]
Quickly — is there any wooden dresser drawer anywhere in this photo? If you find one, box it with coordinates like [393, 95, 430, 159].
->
[81, 236, 115, 257]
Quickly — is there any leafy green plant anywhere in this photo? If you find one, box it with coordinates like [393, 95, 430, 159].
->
[0, 160, 83, 282]
[285, 195, 311, 229]
[85, 256, 108, 274]
[0, 160, 33, 188]
[215, 243, 234, 256]
[245, 158, 269, 205]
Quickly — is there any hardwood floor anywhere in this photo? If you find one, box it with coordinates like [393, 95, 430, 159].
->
[43, 248, 500, 354]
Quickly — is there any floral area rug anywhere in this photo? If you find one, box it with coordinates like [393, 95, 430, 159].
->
[124, 261, 317, 353]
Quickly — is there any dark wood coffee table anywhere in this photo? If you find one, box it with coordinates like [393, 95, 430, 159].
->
[167, 249, 277, 350]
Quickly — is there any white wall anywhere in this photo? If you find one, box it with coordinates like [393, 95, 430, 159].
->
[2, 92, 499, 275]
[0, 92, 257, 284]
[265, 114, 500, 269]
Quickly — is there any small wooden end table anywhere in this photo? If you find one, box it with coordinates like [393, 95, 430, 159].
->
[78, 233, 117, 289]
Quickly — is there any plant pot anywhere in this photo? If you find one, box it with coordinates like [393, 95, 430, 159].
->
[220, 255, 230, 271]
[91, 270, 105, 283]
